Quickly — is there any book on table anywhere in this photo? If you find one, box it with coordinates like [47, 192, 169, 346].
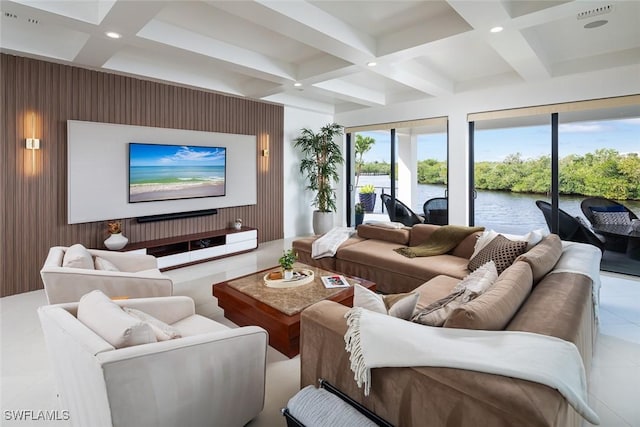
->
[321, 275, 350, 288]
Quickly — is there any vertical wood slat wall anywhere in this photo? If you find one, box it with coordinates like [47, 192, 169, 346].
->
[1, 54, 284, 297]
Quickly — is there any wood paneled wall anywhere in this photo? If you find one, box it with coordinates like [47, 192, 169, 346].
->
[1, 54, 284, 297]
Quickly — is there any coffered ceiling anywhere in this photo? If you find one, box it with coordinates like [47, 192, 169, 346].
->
[1, 1, 638, 114]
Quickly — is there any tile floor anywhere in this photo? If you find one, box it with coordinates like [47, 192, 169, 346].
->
[1, 238, 639, 426]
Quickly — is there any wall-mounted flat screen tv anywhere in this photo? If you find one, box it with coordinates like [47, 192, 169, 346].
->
[129, 143, 226, 203]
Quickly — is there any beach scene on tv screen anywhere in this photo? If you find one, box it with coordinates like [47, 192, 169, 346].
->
[129, 143, 226, 203]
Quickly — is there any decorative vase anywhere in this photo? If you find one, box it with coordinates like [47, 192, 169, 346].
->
[355, 212, 364, 227]
[104, 233, 128, 250]
[283, 269, 294, 280]
[312, 211, 334, 235]
[234, 219, 243, 230]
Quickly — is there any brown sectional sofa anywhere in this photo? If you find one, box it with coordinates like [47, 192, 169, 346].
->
[293, 224, 481, 294]
[293, 224, 600, 427]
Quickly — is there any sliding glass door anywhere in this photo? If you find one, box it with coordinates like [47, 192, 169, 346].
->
[470, 98, 639, 236]
[346, 119, 448, 226]
[472, 115, 550, 233]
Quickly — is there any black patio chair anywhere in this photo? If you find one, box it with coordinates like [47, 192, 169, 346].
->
[580, 197, 638, 252]
[580, 197, 638, 223]
[380, 194, 424, 227]
[423, 197, 448, 225]
[535, 200, 605, 252]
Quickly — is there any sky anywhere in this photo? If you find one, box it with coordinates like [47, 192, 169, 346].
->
[357, 118, 640, 163]
[129, 143, 226, 167]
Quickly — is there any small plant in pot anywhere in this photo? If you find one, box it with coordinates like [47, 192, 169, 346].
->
[278, 249, 298, 280]
[359, 184, 376, 212]
[354, 202, 365, 227]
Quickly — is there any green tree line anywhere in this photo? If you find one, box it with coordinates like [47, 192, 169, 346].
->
[359, 149, 640, 200]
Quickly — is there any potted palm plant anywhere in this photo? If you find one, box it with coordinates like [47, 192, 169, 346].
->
[294, 123, 344, 235]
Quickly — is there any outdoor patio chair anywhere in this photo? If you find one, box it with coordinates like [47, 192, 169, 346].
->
[580, 197, 638, 223]
[580, 197, 638, 252]
[380, 194, 424, 226]
[535, 200, 605, 252]
[423, 197, 448, 225]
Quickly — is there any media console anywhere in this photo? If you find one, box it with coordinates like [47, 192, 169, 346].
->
[122, 227, 258, 270]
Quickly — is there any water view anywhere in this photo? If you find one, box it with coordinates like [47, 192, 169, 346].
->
[357, 175, 640, 235]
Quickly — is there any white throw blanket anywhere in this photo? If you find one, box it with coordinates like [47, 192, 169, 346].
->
[312, 227, 355, 259]
[549, 241, 602, 322]
[344, 307, 600, 425]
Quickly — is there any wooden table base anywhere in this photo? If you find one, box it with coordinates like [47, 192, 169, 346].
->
[213, 268, 375, 358]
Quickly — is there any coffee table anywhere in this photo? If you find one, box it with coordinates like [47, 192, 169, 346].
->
[212, 263, 375, 358]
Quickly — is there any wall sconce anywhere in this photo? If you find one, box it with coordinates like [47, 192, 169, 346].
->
[262, 134, 270, 157]
[26, 112, 40, 150]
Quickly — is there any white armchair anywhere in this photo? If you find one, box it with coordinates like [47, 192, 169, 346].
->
[38, 295, 268, 427]
[41, 246, 173, 304]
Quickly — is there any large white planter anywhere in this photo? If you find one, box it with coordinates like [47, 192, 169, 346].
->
[312, 211, 334, 235]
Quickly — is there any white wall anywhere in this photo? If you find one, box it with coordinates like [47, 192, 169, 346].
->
[335, 64, 640, 226]
[283, 107, 335, 238]
[67, 120, 257, 224]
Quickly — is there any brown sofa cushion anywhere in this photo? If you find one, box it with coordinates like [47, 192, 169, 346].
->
[408, 224, 440, 246]
[515, 234, 563, 284]
[468, 234, 527, 274]
[450, 231, 484, 259]
[444, 261, 533, 330]
[357, 224, 411, 245]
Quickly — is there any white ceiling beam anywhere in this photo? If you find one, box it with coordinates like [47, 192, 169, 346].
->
[446, 0, 550, 81]
[312, 79, 385, 107]
[212, 0, 376, 65]
[255, 0, 376, 58]
[137, 20, 296, 82]
[375, 60, 454, 97]
[74, 1, 166, 67]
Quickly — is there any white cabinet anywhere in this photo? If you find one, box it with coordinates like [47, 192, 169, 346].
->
[124, 227, 258, 270]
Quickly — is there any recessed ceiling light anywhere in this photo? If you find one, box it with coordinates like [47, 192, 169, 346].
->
[584, 20, 608, 29]
[106, 31, 121, 39]
[490, 26, 503, 33]
[293, 82, 302, 87]
[367, 61, 377, 67]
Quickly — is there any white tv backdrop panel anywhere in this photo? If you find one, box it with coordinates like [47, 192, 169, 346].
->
[68, 120, 257, 224]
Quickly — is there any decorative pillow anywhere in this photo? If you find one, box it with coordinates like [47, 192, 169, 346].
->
[413, 261, 498, 327]
[471, 229, 546, 259]
[468, 234, 527, 275]
[515, 234, 562, 284]
[592, 211, 631, 225]
[77, 290, 156, 348]
[94, 256, 120, 271]
[452, 260, 499, 299]
[353, 284, 418, 320]
[123, 307, 182, 341]
[444, 261, 533, 330]
[589, 205, 626, 213]
[411, 289, 465, 326]
[62, 244, 94, 269]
